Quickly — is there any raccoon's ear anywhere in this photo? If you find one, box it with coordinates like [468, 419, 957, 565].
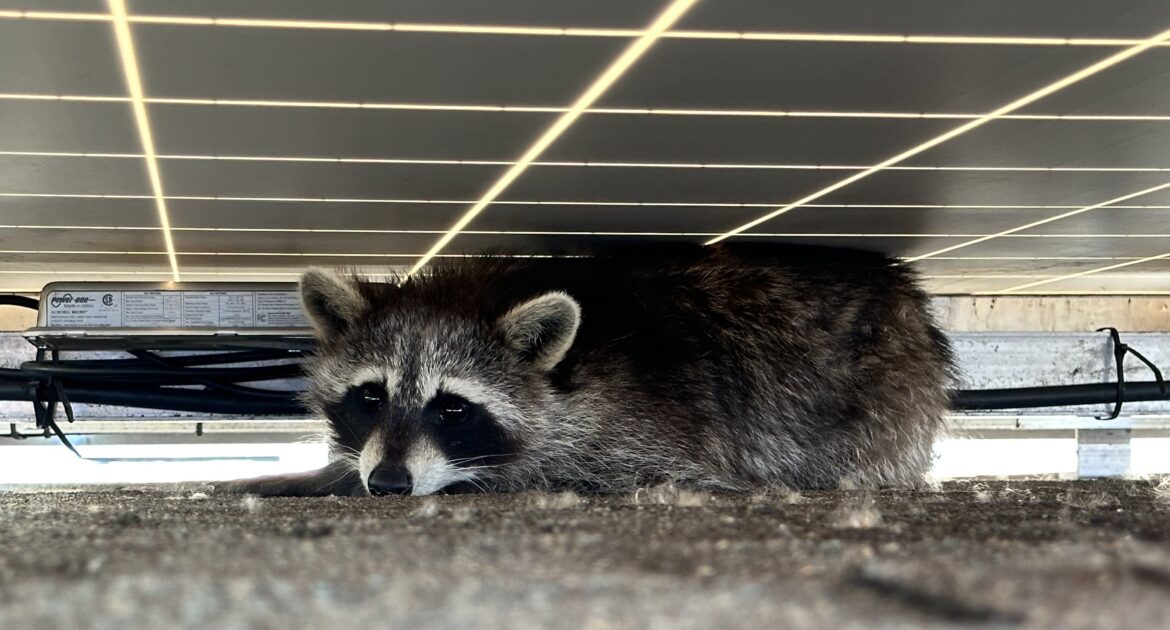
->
[497, 292, 581, 371]
[300, 268, 367, 337]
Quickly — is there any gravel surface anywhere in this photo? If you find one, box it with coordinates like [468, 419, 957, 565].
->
[2, 480, 1169, 629]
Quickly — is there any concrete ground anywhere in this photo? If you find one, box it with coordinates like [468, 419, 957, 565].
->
[1, 480, 1169, 629]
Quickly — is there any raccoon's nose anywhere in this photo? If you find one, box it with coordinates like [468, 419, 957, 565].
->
[367, 464, 413, 496]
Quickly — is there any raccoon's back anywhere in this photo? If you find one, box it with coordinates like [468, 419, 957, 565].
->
[403, 242, 950, 404]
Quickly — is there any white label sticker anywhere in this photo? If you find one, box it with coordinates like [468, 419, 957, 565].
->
[44, 290, 308, 329]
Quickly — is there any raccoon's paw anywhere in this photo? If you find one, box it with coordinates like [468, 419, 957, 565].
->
[211, 464, 365, 497]
[210, 476, 290, 497]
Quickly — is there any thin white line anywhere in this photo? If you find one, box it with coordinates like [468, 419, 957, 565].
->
[407, 0, 698, 276]
[925, 273, 1170, 279]
[2, 10, 1169, 46]
[8, 225, 1170, 239]
[3, 192, 1170, 210]
[8, 150, 1170, 173]
[0, 249, 164, 254]
[0, 250, 583, 258]
[0, 93, 131, 103]
[705, 25, 1170, 244]
[986, 252, 1170, 293]
[0, 270, 300, 276]
[5, 92, 1170, 121]
[107, 0, 180, 282]
[0, 151, 145, 159]
[982, 290, 1170, 295]
[903, 180, 1170, 262]
[921, 256, 1141, 261]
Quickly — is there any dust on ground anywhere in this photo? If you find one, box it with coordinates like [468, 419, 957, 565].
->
[1, 479, 1169, 629]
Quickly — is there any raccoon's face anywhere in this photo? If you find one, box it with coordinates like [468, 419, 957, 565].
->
[298, 268, 580, 496]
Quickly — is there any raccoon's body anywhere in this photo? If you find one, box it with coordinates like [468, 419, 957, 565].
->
[229, 244, 954, 497]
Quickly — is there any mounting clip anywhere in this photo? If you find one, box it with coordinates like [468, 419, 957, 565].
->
[1096, 327, 1167, 421]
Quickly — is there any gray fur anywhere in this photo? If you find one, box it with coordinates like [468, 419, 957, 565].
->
[256, 244, 955, 496]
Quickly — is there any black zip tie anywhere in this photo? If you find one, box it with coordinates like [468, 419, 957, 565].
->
[51, 378, 75, 423]
[27, 380, 46, 429]
[26, 379, 83, 458]
[1096, 327, 1167, 421]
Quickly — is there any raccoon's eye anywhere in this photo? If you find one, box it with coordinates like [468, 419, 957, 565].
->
[357, 383, 387, 413]
[435, 394, 470, 426]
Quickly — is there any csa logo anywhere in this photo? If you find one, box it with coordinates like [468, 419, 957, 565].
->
[102, 294, 115, 306]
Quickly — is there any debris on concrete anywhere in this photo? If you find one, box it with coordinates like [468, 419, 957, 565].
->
[830, 493, 884, 529]
[1, 479, 1169, 628]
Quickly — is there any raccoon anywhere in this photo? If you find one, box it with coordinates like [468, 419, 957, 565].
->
[223, 243, 954, 497]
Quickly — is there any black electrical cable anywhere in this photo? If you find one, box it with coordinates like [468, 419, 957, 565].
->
[0, 380, 305, 415]
[17, 361, 304, 383]
[0, 295, 38, 310]
[40, 349, 306, 369]
[951, 381, 1169, 410]
[126, 349, 298, 399]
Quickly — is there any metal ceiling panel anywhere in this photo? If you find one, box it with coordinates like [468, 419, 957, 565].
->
[126, 0, 664, 27]
[469, 204, 764, 234]
[165, 199, 463, 231]
[0, 227, 164, 253]
[170, 230, 438, 256]
[157, 161, 499, 199]
[543, 116, 956, 164]
[904, 120, 1170, 168]
[1015, 209, 1170, 235]
[133, 27, 626, 103]
[506, 167, 839, 204]
[957, 236, 1170, 259]
[598, 41, 1106, 112]
[0, 101, 140, 154]
[0, 253, 164, 269]
[678, 0, 1170, 37]
[0, 155, 148, 195]
[0, 21, 123, 94]
[759, 207, 1063, 236]
[912, 258, 1138, 276]
[150, 106, 557, 159]
[8, 0, 104, 9]
[806, 170, 1170, 208]
[0, 196, 157, 228]
[1115, 186, 1170, 206]
[177, 255, 416, 270]
[1019, 50, 1170, 115]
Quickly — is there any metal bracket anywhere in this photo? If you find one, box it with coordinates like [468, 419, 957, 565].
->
[1096, 327, 1167, 421]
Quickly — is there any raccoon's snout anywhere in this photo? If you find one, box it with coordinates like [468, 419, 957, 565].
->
[367, 464, 412, 496]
